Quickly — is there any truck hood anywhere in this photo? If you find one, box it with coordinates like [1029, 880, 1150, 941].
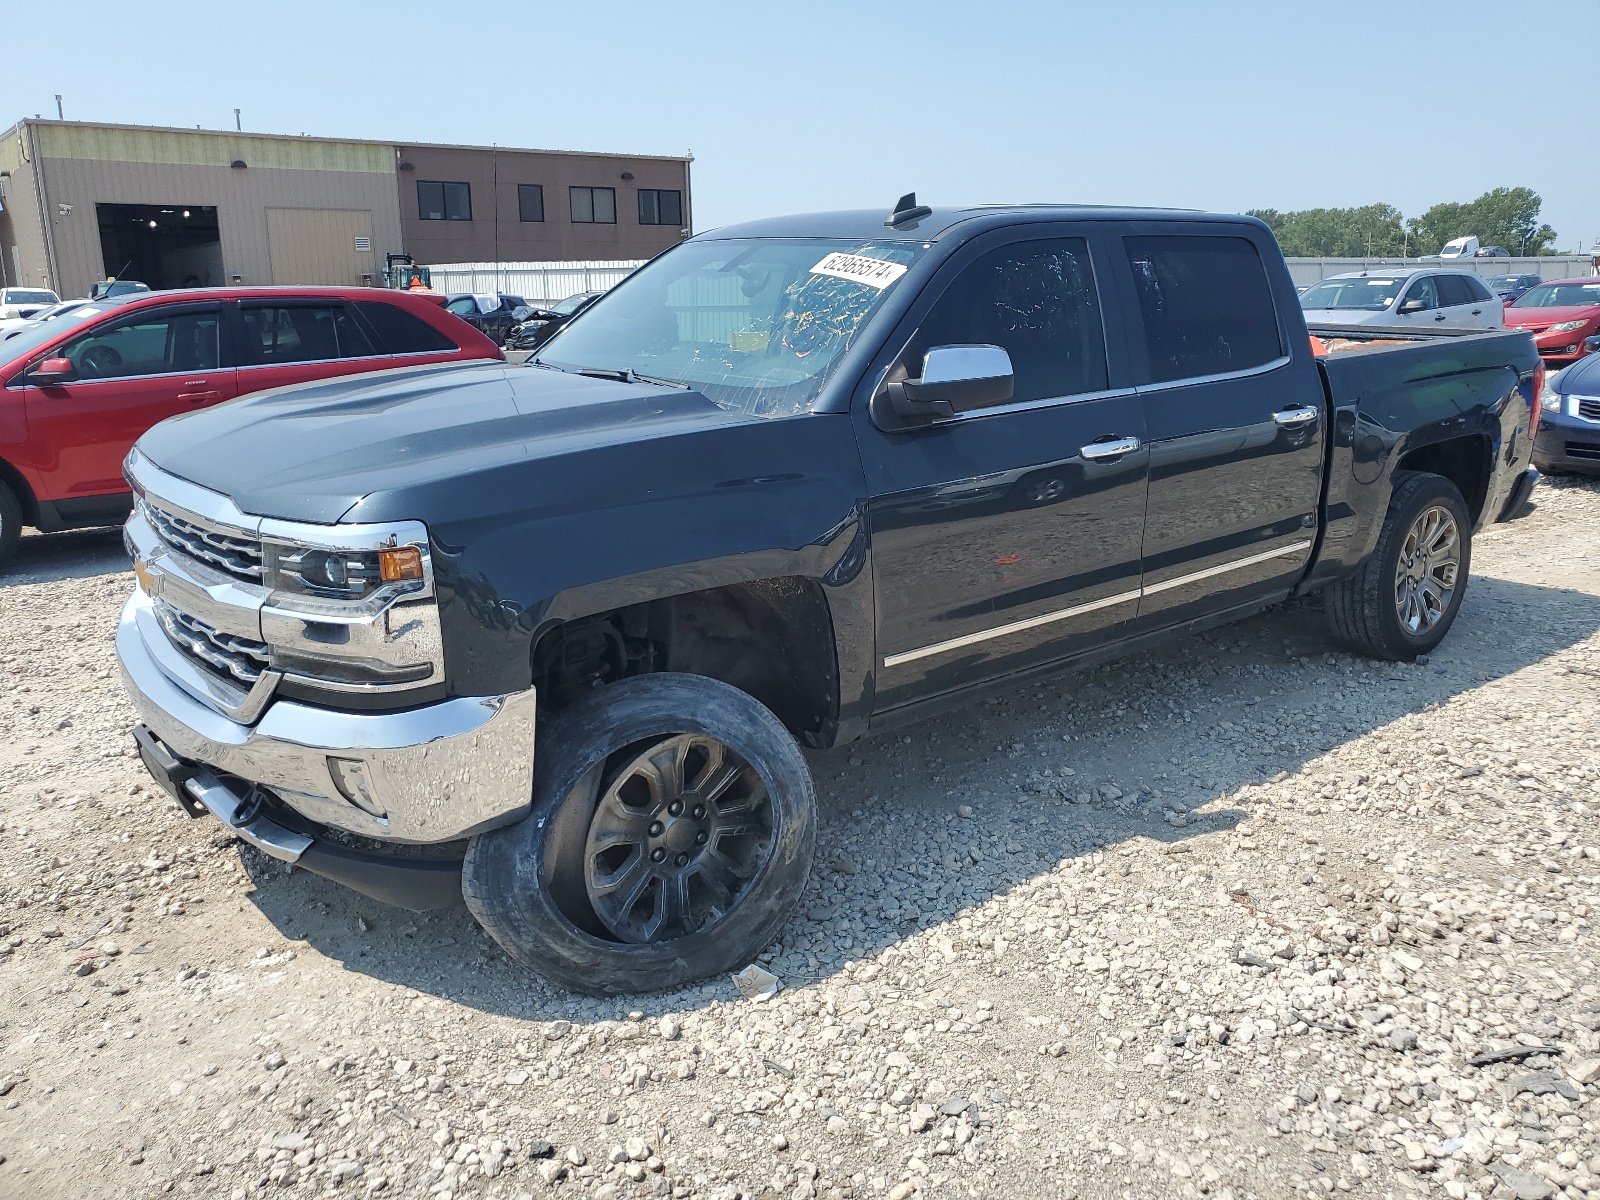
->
[135, 359, 755, 524]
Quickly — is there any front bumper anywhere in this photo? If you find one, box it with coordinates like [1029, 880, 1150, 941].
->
[1534, 416, 1600, 473]
[117, 589, 537, 844]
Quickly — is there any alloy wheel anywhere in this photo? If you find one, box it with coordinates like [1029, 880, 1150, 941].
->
[1393, 503, 1461, 634]
[583, 734, 773, 943]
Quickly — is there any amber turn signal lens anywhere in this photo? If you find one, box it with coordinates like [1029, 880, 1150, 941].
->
[378, 546, 423, 582]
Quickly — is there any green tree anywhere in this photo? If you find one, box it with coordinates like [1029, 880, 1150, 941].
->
[1252, 187, 1557, 257]
[1407, 187, 1556, 256]
[1247, 204, 1408, 257]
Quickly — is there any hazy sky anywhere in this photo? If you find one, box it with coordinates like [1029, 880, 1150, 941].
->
[7, 0, 1598, 248]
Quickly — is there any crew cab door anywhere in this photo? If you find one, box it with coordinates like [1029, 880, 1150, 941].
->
[1115, 230, 1324, 630]
[231, 299, 390, 395]
[20, 302, 235, 501]
[854, 226, 1149, 712]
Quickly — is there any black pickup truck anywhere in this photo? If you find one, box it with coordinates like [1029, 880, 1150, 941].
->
[116, 196, 1542, 994]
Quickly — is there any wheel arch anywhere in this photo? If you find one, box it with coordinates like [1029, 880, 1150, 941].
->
[0, 455, 39, 526]
[529, 576, 844, 748]
[1393, 433, 1493, 526]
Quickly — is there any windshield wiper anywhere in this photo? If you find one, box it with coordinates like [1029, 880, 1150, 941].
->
[576, 367, 688, 390]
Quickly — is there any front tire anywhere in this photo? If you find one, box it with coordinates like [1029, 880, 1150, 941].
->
[1326, 471, 1472, 661]
[0, 480, 22, 568]
[463, 673, 816, 995]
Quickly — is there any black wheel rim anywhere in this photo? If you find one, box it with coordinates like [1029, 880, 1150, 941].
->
[582, 734, 773, 944]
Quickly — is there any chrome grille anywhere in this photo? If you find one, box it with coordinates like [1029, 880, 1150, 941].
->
[144, 501, 262, 581]
[155, 601, 270, 686]
[1578, 398, 1600, 422]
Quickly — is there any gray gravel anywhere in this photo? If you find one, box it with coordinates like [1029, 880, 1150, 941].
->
[1, 477, 1599, 1200]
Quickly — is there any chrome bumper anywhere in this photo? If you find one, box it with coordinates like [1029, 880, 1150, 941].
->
[117, 590, 537, 844]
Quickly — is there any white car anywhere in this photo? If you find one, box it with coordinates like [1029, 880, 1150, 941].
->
[1298, 269, 1504, 330]
[0, 286, 61, 333]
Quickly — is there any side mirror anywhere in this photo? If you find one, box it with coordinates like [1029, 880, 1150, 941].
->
[510, 306, 534, 323]
[29, 356, 76, 384]
[882, 345, 1014, 423]
[1398, 299, 1426, 315]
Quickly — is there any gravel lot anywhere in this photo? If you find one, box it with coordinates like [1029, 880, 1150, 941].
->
[3, 478, 1599, 1200]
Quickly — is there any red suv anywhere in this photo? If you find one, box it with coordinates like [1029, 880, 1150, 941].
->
[0, 287, 502, 565]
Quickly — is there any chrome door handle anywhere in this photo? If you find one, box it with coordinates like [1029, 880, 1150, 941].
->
[1080, 436, 1141, 460]
[1272, 406, 1319, 427]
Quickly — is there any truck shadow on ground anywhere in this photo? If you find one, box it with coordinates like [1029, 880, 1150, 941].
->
[1, 527, 127, 587]
[239, 571, 1600, 1022]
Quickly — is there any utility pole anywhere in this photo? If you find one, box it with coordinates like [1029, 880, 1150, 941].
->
[54, 95, 63, 120]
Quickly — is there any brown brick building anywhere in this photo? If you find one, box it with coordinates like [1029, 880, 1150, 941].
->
[0, 120, 691, 299]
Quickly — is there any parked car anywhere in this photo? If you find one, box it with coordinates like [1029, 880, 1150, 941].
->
[1535, 353, 1600, 474]
[0, 299, 94, 341]
[0, 287, 62, 333]
[1487, 273, 1544, 303]
[505, 291, 604, 351]
[87, 279, 151, 301]
[116, 198, 1540, 995]
[443, 293, 530, 345]
[1298, 268, 1504, 329]
[1502, 278, 1600, 366]
[0, 286, 503, 563]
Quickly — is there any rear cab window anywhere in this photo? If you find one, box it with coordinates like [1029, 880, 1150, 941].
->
[1123, 235, 1282, 382]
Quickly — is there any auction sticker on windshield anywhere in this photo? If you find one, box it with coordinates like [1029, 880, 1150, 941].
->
[810, 252, 908, 289]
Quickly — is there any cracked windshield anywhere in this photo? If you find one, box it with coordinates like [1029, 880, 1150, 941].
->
[538, 238, 925, 415]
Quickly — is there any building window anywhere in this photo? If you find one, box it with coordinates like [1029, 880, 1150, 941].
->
[417, 180, 472, 222]
[637, 189, 683, 227]
[518, 184, 545, 223]
[570, 186, 616, 224]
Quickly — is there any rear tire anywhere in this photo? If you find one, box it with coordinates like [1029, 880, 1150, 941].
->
[1326, 471, 1472, 661]
[463, 673, 816, 996]
[0, 480, 22, 568]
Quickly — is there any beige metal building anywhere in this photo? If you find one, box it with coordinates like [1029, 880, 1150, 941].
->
[0, 120, 692, 299]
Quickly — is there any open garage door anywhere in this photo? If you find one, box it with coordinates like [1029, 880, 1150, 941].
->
[97, 204, 222, 289]
[265, 208, 375, 286]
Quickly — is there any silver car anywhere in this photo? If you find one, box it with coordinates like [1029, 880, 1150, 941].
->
[1299, 269, 1504, 330]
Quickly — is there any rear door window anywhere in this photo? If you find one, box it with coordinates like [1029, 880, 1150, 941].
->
[355, 301, 459, 353]
[1437, 275, 1476, 307]
[58, 306, 220, 379]
[239, 305, 376, 364]
[904, 238, 1109, 404]
[1123, 236, 1282, 383]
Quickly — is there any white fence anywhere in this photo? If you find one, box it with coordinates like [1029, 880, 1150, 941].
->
[422, 260, 644, 306]
[1286, 255, 1597, 288]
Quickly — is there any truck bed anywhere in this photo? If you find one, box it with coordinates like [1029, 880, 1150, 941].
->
[1296, 323, 1541, 595]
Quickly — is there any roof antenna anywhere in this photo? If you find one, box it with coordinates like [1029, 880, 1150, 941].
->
[886, 192, 932, 228]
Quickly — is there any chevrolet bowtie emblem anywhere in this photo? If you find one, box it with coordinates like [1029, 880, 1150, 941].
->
[133, 557, 157, 596]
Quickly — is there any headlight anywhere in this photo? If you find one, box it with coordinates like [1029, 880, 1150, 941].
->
[257, 521, 443, 696]
[1548, 320, 1587, 333]
[1541, 380, 1566, 418]
[264, 542, 424, 602]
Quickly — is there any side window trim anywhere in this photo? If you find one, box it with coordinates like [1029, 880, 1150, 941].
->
[53, 303, 224, 383]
